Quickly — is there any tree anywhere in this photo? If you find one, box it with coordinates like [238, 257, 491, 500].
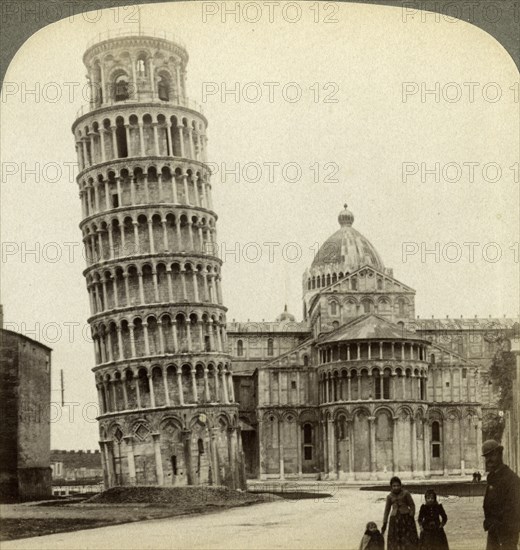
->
[488, 337, 515, 411]
[482, 413, 505, 442]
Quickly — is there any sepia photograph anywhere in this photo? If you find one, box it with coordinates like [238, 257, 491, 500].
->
[0, 0, 519, 548]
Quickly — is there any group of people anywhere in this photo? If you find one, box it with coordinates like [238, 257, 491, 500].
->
[359, 440, 520, 550]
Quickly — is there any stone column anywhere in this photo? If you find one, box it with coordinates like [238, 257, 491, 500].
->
[138, 122, 145, 156]
[147, 372, 156, 408]
[192, 271, 199, 301]
[125, 124, 132, 156]
[368, 416, 376, 479]
[121, 372, 129, 409]
[135, 371, 142, 409]
[321, 420, 328, 475]
[166, 123, 173, 156]
[222, 369, 230, 404]
[296, 422, 302, 477]
[328, 418, 336, 479]
[258, 419, 266, 480]
[410, 417, 417, 478]
[183, 430, 194, 486]
[152, 433, 164, 485]
[178, 126, 185, 157]
[278, 418, 285, 480]
[123, 436, 136, 485]
[324, 376, 329, 404]
[180, 269, 188, 300]
[176, 369, 184, 405]
[210, 428, 220, 484]
[229, 372, 236, 402]
[191, 368, 198, 402]
[101, 441, 115, 487]
[214, 367, 220, 402]
[157, 320, 165, 354]
[182, 175, 190, 205]
[442, 421, 449, 476]
[203, 368, 210, 402]
[450, 368, 454, 402]
[162, 366, 170, 406]
[149, 58, 155, 95]
[476, 417, 483, 471]
[152, 270, 159, 302]
[392, 415, 400, 474]
[128, 323, 136, 358]
[459, 421, 465, 475]
[346, 419, 354, 480]
[99, 130, 106, 162]
[152, 124, 159, 156]
[110, 126, 118, 158]
[172, 321, 178, 351]
[143, 322, 150, 355]
[171, 176, 178, 203]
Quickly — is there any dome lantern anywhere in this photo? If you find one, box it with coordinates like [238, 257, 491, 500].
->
[338, 203, 354, 227]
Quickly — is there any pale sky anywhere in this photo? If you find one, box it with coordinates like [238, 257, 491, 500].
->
[1, 2, 518, 449]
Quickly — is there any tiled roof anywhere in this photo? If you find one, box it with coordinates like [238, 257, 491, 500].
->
[317, 314, 428, 345]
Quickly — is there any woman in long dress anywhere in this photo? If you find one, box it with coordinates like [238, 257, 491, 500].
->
[382, 476, 419, 550]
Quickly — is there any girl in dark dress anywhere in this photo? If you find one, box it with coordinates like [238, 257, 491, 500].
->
[382, 476, 419, 550]
[418, 489, 449, 550]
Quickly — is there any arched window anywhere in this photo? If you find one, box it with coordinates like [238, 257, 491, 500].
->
[237, 339, 243, 357]
[351, 277, 357, 291]
[114, 75, 129, 101]
[267, 338, 274, 356]
[115, 117, 128, 158]
[431, 421, 441, 458]
[377, 278, 383, 290]
[197, 438, 204, 454]
[331, 301, 337, 315]
[303, 355, 309, 366]
[374, 371, 381, 399]
[137, 57, 146, 76]
[383, 373, 390, 399]
[158, 75, 170, 101]
[303, 423, 313, 460]
[398, 299, 406, 316]
[362, 300, 371, 314]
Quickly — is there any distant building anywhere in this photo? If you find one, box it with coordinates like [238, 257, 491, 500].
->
[0, 305, 52, 501]
[50, 450, 104, 496]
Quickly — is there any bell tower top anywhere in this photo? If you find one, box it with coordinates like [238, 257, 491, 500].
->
[83, 29, 189, 110]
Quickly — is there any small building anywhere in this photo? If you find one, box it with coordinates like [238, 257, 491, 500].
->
[0, 306, 52, 501]
[50, 449, 104, 495]
[51, 449, 104, 495]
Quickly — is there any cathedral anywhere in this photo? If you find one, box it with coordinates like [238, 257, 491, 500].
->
[72, 31, 515, 488]
[229, 205, 507, 480]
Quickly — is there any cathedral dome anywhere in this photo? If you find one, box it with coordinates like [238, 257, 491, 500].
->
[310, 204, 384, 274]
[276, 305, 295, 322]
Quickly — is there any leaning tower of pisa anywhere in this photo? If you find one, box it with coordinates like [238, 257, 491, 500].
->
[71, 30, 244, 489]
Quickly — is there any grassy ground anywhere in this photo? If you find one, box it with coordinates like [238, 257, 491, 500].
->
[0, 486, 274, 542]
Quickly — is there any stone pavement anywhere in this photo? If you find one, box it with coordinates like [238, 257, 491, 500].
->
[2, 488, 486, 550]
